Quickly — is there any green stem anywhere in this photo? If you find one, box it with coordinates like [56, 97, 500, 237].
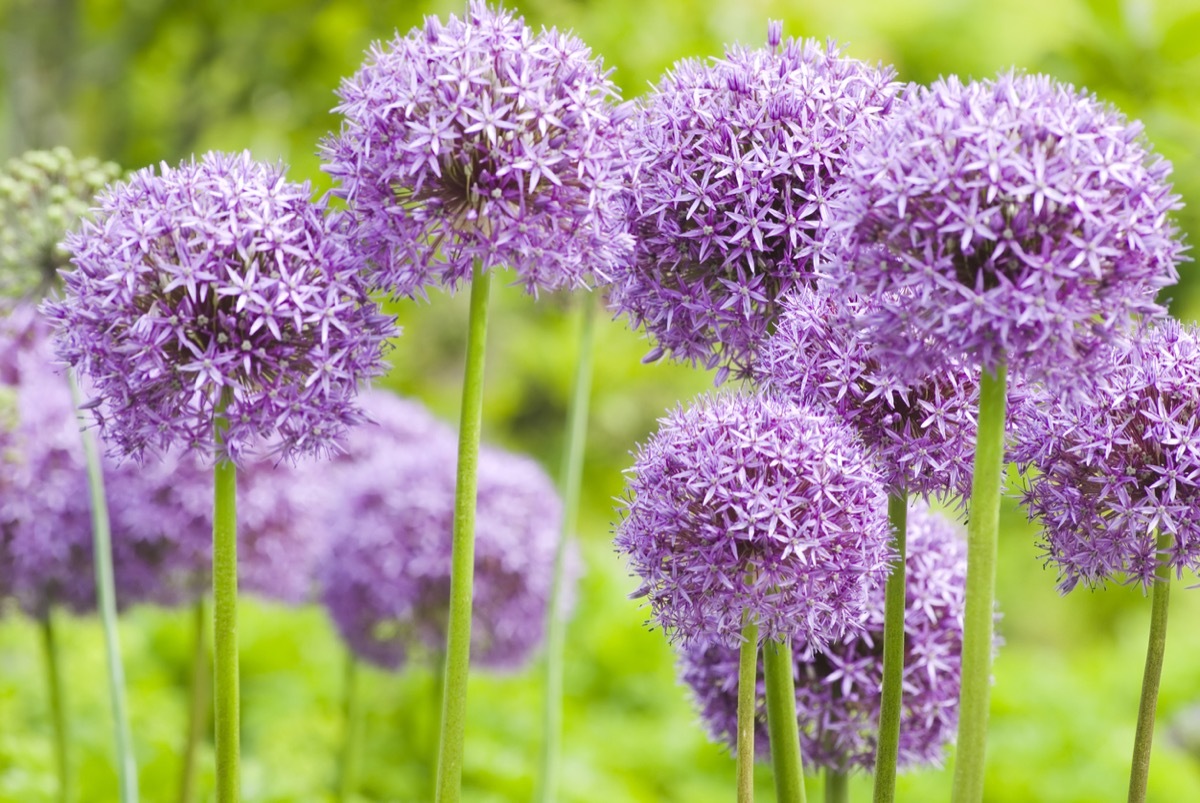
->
[737, 615, 760, 803]
[951, 361, 1007, 803]
[213, 398, 239, 803]
[335, 652, 362, 802]
[70, 371, 138, 803]
[763, 637, 806, 803]
[1127, 530, 1173, 803]
[825, 769, 848, 803]
[535, 294, 597, 803]
[873, 493, 908, 803]
[41, 612, 70, 803]
[435, 259, 492, 803]
[178, 599, 209, 803]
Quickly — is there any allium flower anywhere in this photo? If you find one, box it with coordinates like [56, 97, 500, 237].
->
[678, 502, 970, 772]
[0, 305, 326, 614]
[1013, 320, 1200, 591]
[108, 449, 326, 606]
[321, 1, 632, 297]
[824, 72, 1184, 386]
[0, 148, 121, 300]
[756, 286, 981, 498]
[45, 150, 395, 465]
[607, 29, 898, 380]
[318, 390, 565, 670]
[614, 391, 892, 650]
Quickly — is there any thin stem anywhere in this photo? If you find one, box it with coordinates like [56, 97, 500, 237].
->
[335, 652, 362, 802]
[70, 370, 138, 803]
[737, 615, 760, 803]
[872, 493, 908, 803]
[825, 769, 848, 803]
[213, 397, 239, 803]
[178, 599, 208, 803]
[1127, 530, 1173, 803]
[951, 361, 1008, 803]
[763, 637, 806, 803]
[535, 294, 597, 803]
[435, 259, 492, 803]
[40, 612, 70, 803]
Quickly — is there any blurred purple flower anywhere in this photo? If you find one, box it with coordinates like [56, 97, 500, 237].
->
[756, 286, 981, 499]
[318, 390, 565, 670]
[823, 72, 1184, 387]
[678, 502, 971, 773]
[607, 27, 898, 380]
[321, 1, 632, 298]
[1012, 320, 1200, 591]
[44, 150, 395, 466]
[0, 305, 326, 615]
[614, 391, 892, 651]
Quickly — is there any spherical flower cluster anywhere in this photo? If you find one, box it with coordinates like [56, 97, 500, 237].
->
[1012, 320, 1200, 591]
[678, 502, 970, 772]
[0, 148, 121, 300]
[0, 305, 328, 614]
[756, 286, 980, 498]
[318, 390, 565, 670]
[110, 449, 327, 606]
[614, 391, 892, 650]
[321, 1, 632, 297]
[45, 150, 395, 465]
[823, 72, 1183, 387]
[607, 29, 898, 380]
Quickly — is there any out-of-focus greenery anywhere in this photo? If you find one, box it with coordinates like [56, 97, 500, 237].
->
[2, 0, 1200, 800]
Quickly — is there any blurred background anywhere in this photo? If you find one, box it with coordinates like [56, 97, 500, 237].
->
[2, 0, 1200, 800]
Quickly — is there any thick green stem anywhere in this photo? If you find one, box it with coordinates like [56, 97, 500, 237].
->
[737, 615, 760, 803]
[40, 612, 70, 803]
[213, 401, 239, 803]
[951, 361, 1008, 803]
[825, 769, 848, 803]
[70, 371, 138, 803]
[1127, 530, 1173, 803]
[535, 295, 596, 803]
[178, 599, 208, 803]
[763, 637, 806, 803]
[335, 652, 362, 802]
[873, 493, 908, 803]
[435, 260, 492, 803]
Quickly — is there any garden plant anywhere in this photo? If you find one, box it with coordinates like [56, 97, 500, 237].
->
[1, 1, 1200, 802]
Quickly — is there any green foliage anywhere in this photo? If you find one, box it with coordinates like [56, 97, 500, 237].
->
[2, 0, 1200, 799]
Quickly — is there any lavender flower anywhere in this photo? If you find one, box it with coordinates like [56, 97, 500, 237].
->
[607, 28, 898, 380]
[756, 286, 981, 498]
[0, 305, 327, 614]
[1013, 320, 1200, 591]
[321, 1, 632, 297]
[318, 390, 565, 670]
[44, 150, 395, 465]
[614, 391, 893, 650]
[0, 148, 121, 300]
[678, 503, 970, 772]
[824, 72, 1184, 386]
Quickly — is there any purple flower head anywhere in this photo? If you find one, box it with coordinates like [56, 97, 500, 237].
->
[678, 502, 971, 772]
[1013, 320, 1200, 591]
[614, 391, 893, 650]
[321, 1, 632, 297]
[824, 72, 1184, 387]
[108, 448, 328, 606]
[45, 150, 395, 466]
[0, 148, 122, 301]
[319, 390, 565, 671]
[607, 28, 898, 380]
[756, 286, 981, 499]
[0, 306, 328, 614]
